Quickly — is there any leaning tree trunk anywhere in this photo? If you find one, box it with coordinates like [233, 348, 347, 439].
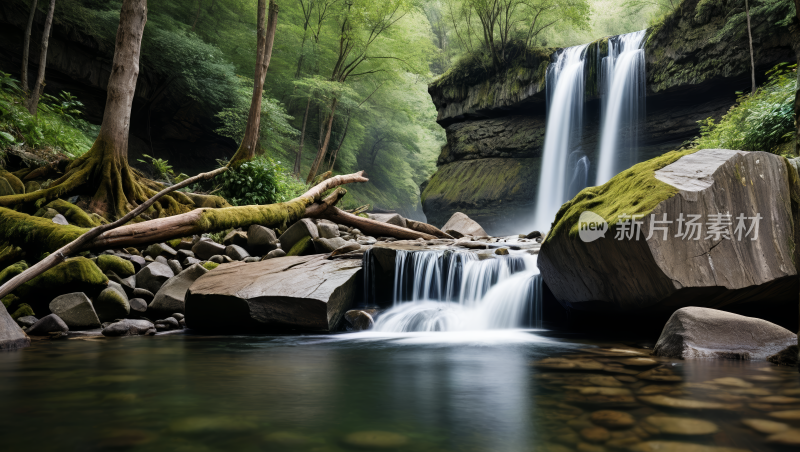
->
[27, 0, 55, 115]
[294, 97, 311, 175]
[21, 0, 38, 95]
[230, 0, 279, 164]
[744, 0, 756, 94]
[795, 0, 799, 155]
[306, 97, 338, 183]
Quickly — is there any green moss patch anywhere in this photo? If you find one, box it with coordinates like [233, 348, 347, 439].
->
[15, 257, 108, 307]
[11, 303, 34, 320]
[38, 199, 104, 228]
[286, 236, 313, 257]
[96, 255, 135, 278]
[202, 262, 220, 271]
[546, 149, 698, 242]
[0, 207, 88, 256]
[0, 260, 28, 286]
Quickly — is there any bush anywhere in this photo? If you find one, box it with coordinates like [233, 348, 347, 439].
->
[693, 63, 797, 155]
[218, 156, 307, 206]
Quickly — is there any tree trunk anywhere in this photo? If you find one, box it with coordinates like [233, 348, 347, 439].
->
[328, 112, 350, 171]
[21, 0, 38, 95]
[294, 97, 311, 175]
[26, 0, 55, 115]
[306, 98, 338, 183]
[745, 0, 756, 94]
[308, 207, 437, 240]
[795, 0, 799, 155]
[191, 0, 202, 30]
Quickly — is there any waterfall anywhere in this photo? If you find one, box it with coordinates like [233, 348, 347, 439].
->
[567, 153, 590, 199]
[595, 30, 647, 185]
[371, 251, 543, 332]
[532, 44, 589, 231]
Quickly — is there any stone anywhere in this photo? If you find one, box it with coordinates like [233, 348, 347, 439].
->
[222, 230, 248, 248]
[96, 254, 136, 278]
[653, 307, 797, 360]
[24, 180, 40, 193]
[526, 230, 542, 239]
[331, 243, 361, 256]
[135, 262, 175, 294]
[186, 255, 362, 332]
[15, 257, 108, 310]
[128, 255, 147, 272]
[344, 310, 374, 331]
[643, 415, 718, 435]
[367, 213, 407, 229]
[357, 236, 377, 246]
[589, 410, 635, 429]
[0, 303, 30, 350]
[167, 259, 183, 275]
[317, 220, 340, 238]
[638, 395, 740, 410]
[51, 214, 69, 225]
[0, 178, 14, 196]
[579, 427, 609, 443]
[247, 224, 279, 254]
[767, 345, 799, 367]
[191, 240, 226, 260]
[342, 431, 408, 449]
[225, 245, 250, 261]
[102, 319, 156, 337]
[767, 429, 800, 446]
[495, 247, 509, 255]
[182, 256, 202, 267]
[209, 255, 225, 264]
[145, 243, 177, 259]
[26, 314, 69, 336]
[769, 410, 800, 420]
[708, 377, 752, 388]
[95, 283, 130, 322]
[312, 237, 347, 253]
[628, 441, 748, 452]
[176, 250, 195, 261]
[16, 316, 38, 328]
[149, 264, 208, 314]
[155, 255, 169, 266]
[129, 298, 147, 314]
[244, 257, 260, 263]
[278, 219, 319, 255]
[132, 288, 154, 302]
[49, 292, 101, 329]
[539, 149, 800, 316]
[172, 313, 184, 320]
[441, 212, 487, 237]
[742, 418, 791, 434]
[262, 249, 286, 260]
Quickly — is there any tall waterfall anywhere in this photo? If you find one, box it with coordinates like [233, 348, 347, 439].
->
[532, 44, 589, 231]
[595, 30, 647, 185]
[368, 251, 543, 332]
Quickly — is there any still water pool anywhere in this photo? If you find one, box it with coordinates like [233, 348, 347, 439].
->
[0, 331, 798, 451]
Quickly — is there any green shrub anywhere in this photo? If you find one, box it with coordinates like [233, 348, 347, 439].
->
[693, 63, 797, 155]
[218, 156, 307, 206]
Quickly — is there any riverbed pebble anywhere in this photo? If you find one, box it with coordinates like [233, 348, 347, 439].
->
[589, 410, 635, 428]
[643, 415, 718, 435]
[342, 431, 408, 449]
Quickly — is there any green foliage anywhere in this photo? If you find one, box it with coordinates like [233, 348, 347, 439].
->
[137, 154, 174, 181]
[218, 156, 307, 206]
[693, 64, 797, 154]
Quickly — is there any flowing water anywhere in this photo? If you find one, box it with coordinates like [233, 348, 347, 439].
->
[595, 30, 647, 185]
[533, 44, 589, 231]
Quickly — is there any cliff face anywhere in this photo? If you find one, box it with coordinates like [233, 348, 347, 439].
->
[422, 0, 800, 235]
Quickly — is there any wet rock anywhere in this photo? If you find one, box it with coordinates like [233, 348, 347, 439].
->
[0, 304, 30, 350]
[49, 292, 101, 329]
[758, 395, 800, 404]
[636, 367, 681, 382]
[102, 319, 156, 337]
[317, 220, 340, 238]
[495, 247, 509, 255]
[51, 214, 69, 225]
[767, 345, 799, 367]
[155, 256, 169, 266]
[135, 262, 175, 294]
[26, 314, 69, 336]
[534, 357, 604, 370]
[155, 317, 180, 331]
[262, 249, 286, 260]
[643, 415, 718, 435]
[132, 288, 154, 302]
[149, 264, 208, 314]
[708, 377, 752, 388]
[222, 230, 248, 248]
[129, 298, 147, 314]
[767, 428, 800, 446]
[145, 243, 177, 259]
[526, 230, 542, 239]
[579, 426, 609, 443]
[313, 237, 347, 253]
[247, 224, 279, 254]
[176, 250, 196, 261]
[441, 212, 487, 237]
[243, 257, 260, 263]
[171, 313, 184, 321]
[589, 410, 635, 429]
[15, 257, 108, 308]
[278, 218, 319, 254]
[638, 395, 740, 410]
[331, 243, 361, 257]
[181, 256, 202, 268]
[769, 410, 800, 420]
[225, 245, 250, 261]
[344, 310, 374, 330]
[367, 213, 407, 229]
[96, 255, 135, 278]
[167, 259, 183, 276]
[191, 239, 226, 260]
[15, 315, 38, 328]
[95, 282, 131, 322]
[342, 431, 408, 449]
[653, 307, 797, 360]
[628, 441, 748, 452]
[742, 418, 791, 434]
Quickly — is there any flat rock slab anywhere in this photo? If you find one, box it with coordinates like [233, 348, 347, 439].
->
[185, 255, 362, 332]
[653, 307, 797, 360]
[0, 303, 29, 350]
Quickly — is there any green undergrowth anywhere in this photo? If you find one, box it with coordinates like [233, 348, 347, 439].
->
[693, 63, 797, 155]
[546, 149, 699, 242]
[216, 156, 307, 206]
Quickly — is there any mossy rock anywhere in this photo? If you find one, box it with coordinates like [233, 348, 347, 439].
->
[286, 236, 313, 256]
[96, 255, 135, 278]
[2, 294, 19, 309]
[166, 238, 182, 249]
[11, 303, 34, 320]
[0, 178, 16, 196]
[15, 257, 108, 312]
[202, 261, 219, 271]
[0, 260, 28, 286]
[94, 286, 130, 322]
[35, 199, 103, 228]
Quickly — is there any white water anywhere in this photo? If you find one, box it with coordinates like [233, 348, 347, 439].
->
[532, 44, 589, 231]
[595, 30, 647, 185]
[372, 251, 543, 333]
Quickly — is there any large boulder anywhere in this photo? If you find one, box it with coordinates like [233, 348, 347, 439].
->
[441, 212, 488, 237]
[367, 213, 407, 229]
[185, 255, 362, 332]
[278, 219, 319, 254]
[0, 302, 29, 350]
[136, 262, 175, 294]
[149, 264, 208, 314]
[653, 307, 797, 360]
[49, 292, 101, 330]
[247, 224, 279, 254]
[538, 149, 800, 319]
[14, 257, 108, 313]
[94, 282, 130, 322]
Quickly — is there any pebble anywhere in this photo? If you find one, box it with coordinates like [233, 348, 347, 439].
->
[579, 426, 610, 443]
[617, 357, 659, 366]
[708, 377, 752, 388]
[638, 395, 740, 410]
[757, 395, 800, 404]
[576, 442, 606, 452]
[741, 418, 791, 434]
[643, 415, 718, 435]
[636, 367, 682, 382]
[628, 441, 749, 452]
[589, 410, 635, 429]
[342, 431, 408, 449]
[535, 358, 604, 370]
[767, 428, 800, 446]
[769, 410, 800, 420]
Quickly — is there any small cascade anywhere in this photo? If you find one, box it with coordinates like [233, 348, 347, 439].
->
[595, 30, 647, 185]
[567, 153, 590, 199]
[370, 251, 543, 332]
[533, 44, 589, 231]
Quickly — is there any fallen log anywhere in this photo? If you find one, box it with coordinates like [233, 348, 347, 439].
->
[406, 219, 453, 239]
[308, 206, 437, 240]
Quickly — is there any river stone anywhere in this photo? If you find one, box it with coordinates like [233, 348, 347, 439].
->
[767, 429, 800, 446]
[628, 441, 749, 452]
[155, 255, 169, 266]
[96, 254, 136, 278]
[247, 224, 279, 254]
[129, 298, 147, 314]
[638, 395, 740, 410]
[182, 256, 202, 268]
[278, 219, 319, 255]
[192, 240, 226, 260]
[331, 243, 361, 256]
[16, 316, 38, 328]
[579, 426, 610, 443]
[95, 283, 130, 322]
[262, 249, 286, 260]
[769, 410, 800, 420]
[102, 319, 155, 337]
[49, 292, 101, 329]
[0, 303, 30, 350]
[132, 288, 154, 302]
[176, 250, 195, 261]
[128, 255, 147, 272]
[149, 264, 208, 314]
[317, 220, 340, 238]
[51, 214, 69, 225]
[742, 418, 791, 434]
[26, 314, 69, 336]
[186, 255, 362, 332]
[166, 259, 182, 275]
[145, 243, 177, 259]
[441, 212, 487, 237]
[345, 310, 374, 331]
[342, 431, 408, 449]
[155, 317, 180, 331]
[643, 415, 718, 435]
[225, 245, 250, 261]
[222, 230, 248, 248]
[135, 262, 175, 294]
[653, 307, 797, 360]
[367, 213, 408, 229]
[539, 149, 800, 318]
[589, 410, 635, 429]
[767, 345, 799, 367]
[313, 237, 347, 253]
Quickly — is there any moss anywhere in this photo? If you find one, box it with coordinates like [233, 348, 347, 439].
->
[2, 294, 18, 308]
[0, 170, 25, 194]
[15, 257, 108, 308]
[203, 261, 219, 271]
[545, 149, 699, 243]
[0, 244, 25, 269]
[39, 199, 104, 228]
[94, 286, 130, 322]
[421, 158, 528, 205]
[11, 303, 34, 320]
[96, 254, 135, 278]
[0, 207, 88, 256]
[0, 260, 28, 286]
[166, 238, 182, 249]
[286, 236, 313, 256]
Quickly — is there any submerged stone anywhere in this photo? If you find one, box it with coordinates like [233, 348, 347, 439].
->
[589, 410, 635, 429]
[643, 415, 718, 435]
[741, 418, 790, 435]
[342, 431, 408, 449]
